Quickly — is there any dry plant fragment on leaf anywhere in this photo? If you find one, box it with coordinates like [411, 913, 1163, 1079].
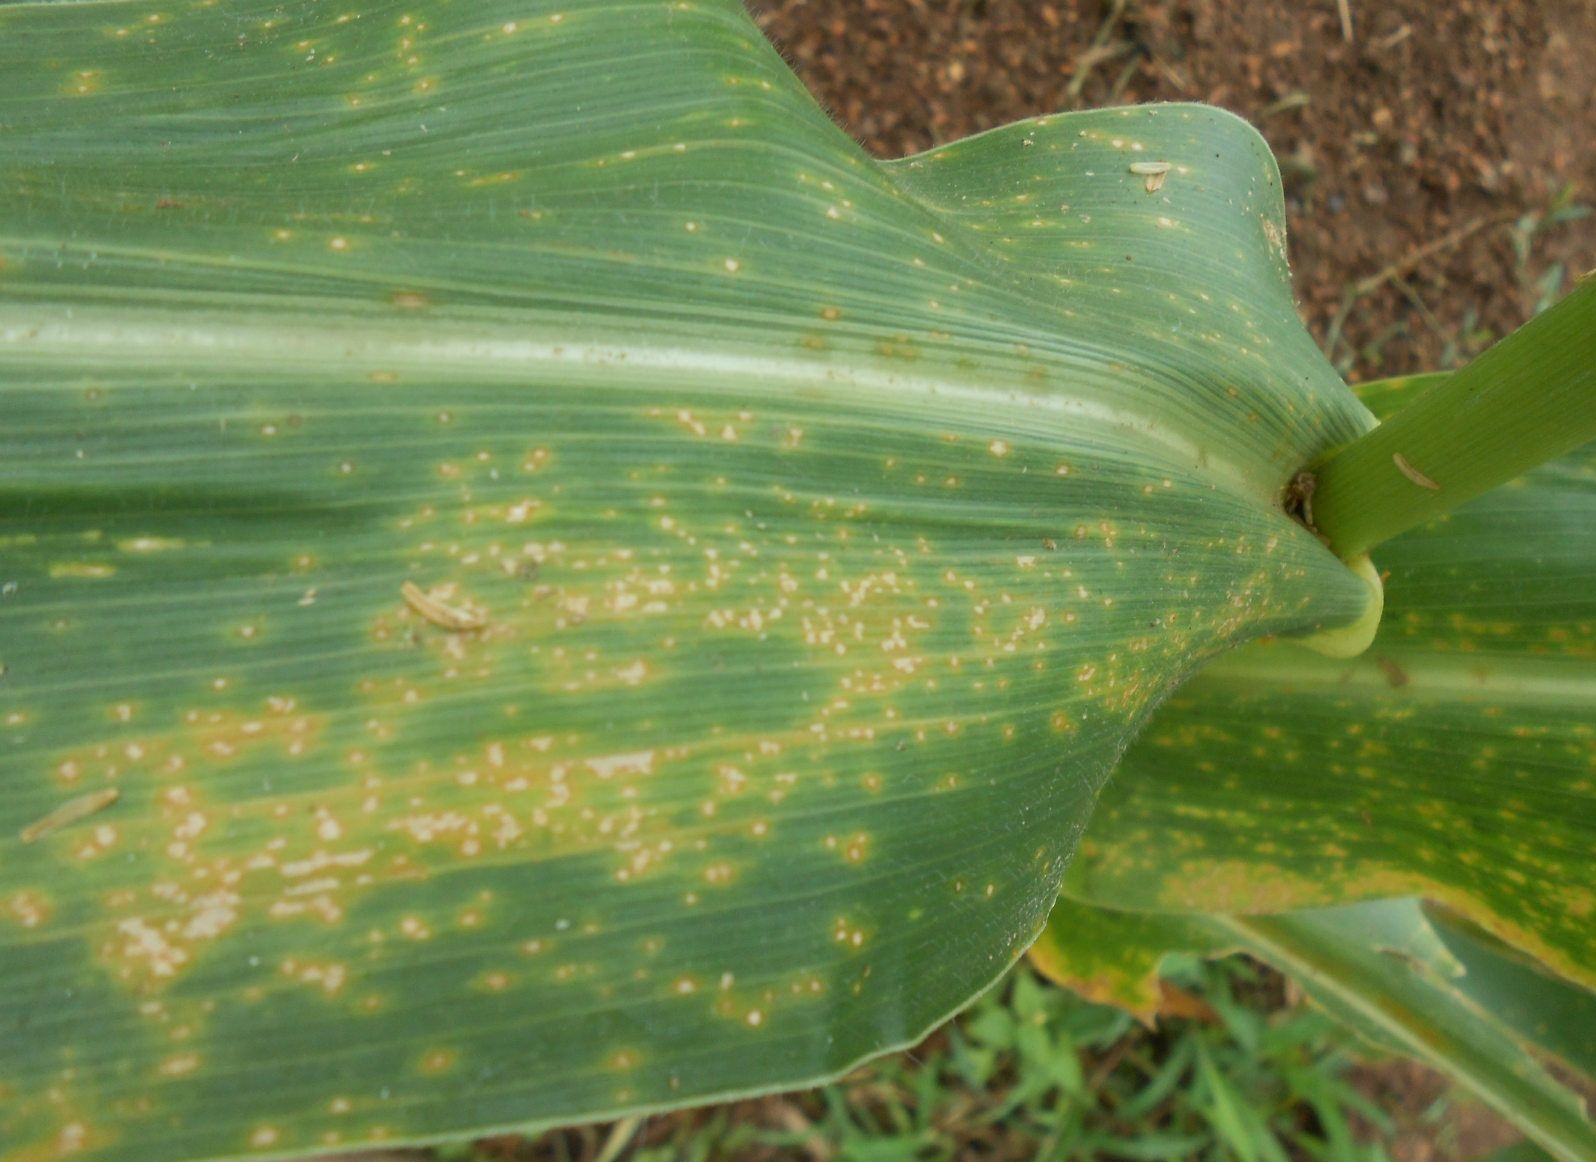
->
[1391, 453, 1441, 491]
[20, 788, 121, 844]
[400, 580, 487, 631]
[1129, 160, 1172, 192]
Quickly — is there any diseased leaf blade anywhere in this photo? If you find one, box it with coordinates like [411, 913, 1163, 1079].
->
[1, 2, 1374, 1159]
[1065, 375, 1596, 986]
[1020, 899, 1225, 1025]
[1425, 904, 1596, 1082]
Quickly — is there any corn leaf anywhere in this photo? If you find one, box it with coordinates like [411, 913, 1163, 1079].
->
[0, 2, 1379, 1159]
[1064, 375, 1596, 987]
[1425, 905, 1596, 1082]
[1030, 896, 1596, 1162]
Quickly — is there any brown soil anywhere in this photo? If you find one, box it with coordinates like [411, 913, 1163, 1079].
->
[749, 0, 1596, 382]
[1347, 1060, 1522, 1162]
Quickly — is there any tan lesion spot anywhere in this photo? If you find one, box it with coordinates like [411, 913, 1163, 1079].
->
[159, 1052, 201, 1077]
[64, 69, 105, 96]
[59, 1123, 91, 1152]
[418, 1047, 458, 1075]
[48, 562, 116, 579]
[5, 889, 53, 929]
[281, 958, 348, 996]
[1260, 215, 1285, 256]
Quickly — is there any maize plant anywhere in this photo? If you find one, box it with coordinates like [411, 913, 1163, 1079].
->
[1, 2, 1592, 1159]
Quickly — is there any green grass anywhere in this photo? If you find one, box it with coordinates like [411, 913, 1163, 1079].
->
[432, 956, 1402, 1162]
